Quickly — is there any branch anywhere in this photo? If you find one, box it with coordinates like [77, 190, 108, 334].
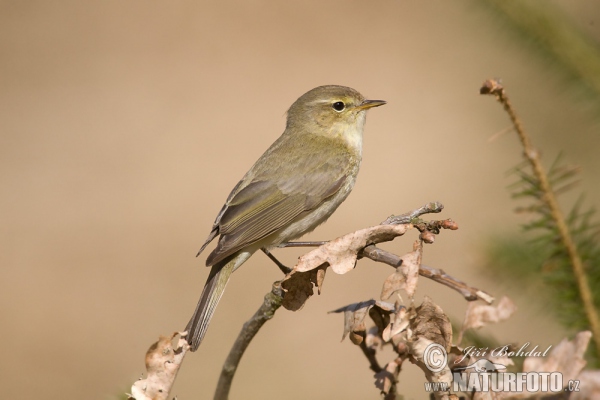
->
[359, 339, 383, 373]
[360, 245, 494, 304]
[214, 283, 284, 400]
[481, 78, 600, 357]
[128, 203, 479, 400]
[380, 201, 444, 225]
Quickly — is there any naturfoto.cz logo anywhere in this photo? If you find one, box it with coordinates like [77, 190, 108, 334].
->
[422, 343, 581, 394]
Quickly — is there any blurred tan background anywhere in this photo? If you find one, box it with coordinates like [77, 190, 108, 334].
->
[2, 1, 600, 399]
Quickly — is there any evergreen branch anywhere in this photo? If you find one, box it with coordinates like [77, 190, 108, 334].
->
[481, 78, 600, 359]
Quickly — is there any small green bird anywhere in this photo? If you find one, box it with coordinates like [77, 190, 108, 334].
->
[186, 85, 385, 351]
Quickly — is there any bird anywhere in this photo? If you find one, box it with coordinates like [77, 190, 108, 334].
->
[185, 85, 385, 351]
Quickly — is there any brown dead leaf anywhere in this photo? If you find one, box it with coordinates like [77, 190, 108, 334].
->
[280, 269, 314, 311]
[374, 360, 399, 394]
[411, 296, 452, 351]
[476, 332, 592, 399]
[329, 300, 376, 341]
[349, 322, 366, 345]
[292, 224, 409, 274]
[368, 301, 395, 335]
[281, 224, 409, 310]
[448, 345, 474, 371]
[462, 296, 516, 332]
[315, 266, 326, 294]
[382, 306, 409, 342]
[409, 336, 453, 387]
[572, 370, 600, 400]
[281, 265, 327, 311]
[380, 241, 421, 300]
[330, 300, 396, 344]
[130, 332, 189, 400]
[523, 330, 591, 382]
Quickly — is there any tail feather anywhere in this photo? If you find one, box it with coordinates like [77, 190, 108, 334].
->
[185, 252, 250, 351]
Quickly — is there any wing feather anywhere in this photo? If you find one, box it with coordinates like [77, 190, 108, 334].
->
[201, 135, 358, 266]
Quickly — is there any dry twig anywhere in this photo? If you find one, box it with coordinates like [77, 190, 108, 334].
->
[481, 78, 600, 357]
[215, 284, 284, 400]
[128, 203, 487, 400]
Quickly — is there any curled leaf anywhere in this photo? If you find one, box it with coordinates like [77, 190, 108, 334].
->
[382, 306, 409, 342]
[523, 330, 590, 382]
[130, 332, 189, 400]
[329, 300, 376, 342]
[349, 322, 366, 345]
[369, 301, 395, 335]
[281, 265, 327, 311]
[411, 296, 452, 352]
[462, 296, 516, 331]
[573, 370, 600, 400]
[410, 336, 453, 387]
[281, 224, 409, 311]
[381, 241, 422, 300]
[290, 224, 409, 275]
[330, 300, 396, 344]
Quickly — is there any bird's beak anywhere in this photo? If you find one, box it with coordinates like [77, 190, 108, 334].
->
[356, 99, 387, 110]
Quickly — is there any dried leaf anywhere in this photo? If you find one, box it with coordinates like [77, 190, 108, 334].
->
[130, 332, 189, 400]
[523, 330, 590, 382]
[349, 322, 366, 345]
[478, 333, 592, 399]
[448, 345, 474, 371]
[380, 241, 421, 300]
[380, 269, 403, 301]
[410, 336, 453, 386]
[374, 360, 399, 394]
[411, 296, 452, 351]
[368, 301, 395, 335]
[329, 300, 376, 341]
[280, 270, 314, 311]
[330, 300, 396, 344]
[572, 370, 600, 400]
[382, 306, 409, 342]
[281, 265, 327, 311]
[291, 224, 409, 275]
[462, 296, 516, 331]
[280, 224, 408, 310]
[315, 267, 326, 294]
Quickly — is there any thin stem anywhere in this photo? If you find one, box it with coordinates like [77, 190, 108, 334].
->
[481, 79, 600, 357]
[214, 284, 284, 400]
[360, 245, 494, 304]
[359, 340, 382, 373]
[380, 202, 444, 225]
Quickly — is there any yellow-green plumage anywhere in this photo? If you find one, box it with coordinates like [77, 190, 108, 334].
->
[185, 85, 385, 351]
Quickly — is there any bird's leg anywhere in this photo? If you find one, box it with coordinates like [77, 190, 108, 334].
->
[262, 241, 328, 274]
[277, 241, 328, 248]
[261, 248, 292, 274]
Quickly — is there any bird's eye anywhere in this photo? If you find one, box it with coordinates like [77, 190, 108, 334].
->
[332, 101, 345, 112]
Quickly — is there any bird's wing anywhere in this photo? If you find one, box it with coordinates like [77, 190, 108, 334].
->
[202, 137, 358, 266]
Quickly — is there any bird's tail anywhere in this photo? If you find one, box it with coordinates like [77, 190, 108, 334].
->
[185, 252, 250, 351]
